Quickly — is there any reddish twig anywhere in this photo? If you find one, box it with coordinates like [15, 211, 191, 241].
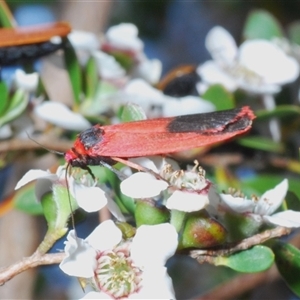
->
[0, 252, 65, 285]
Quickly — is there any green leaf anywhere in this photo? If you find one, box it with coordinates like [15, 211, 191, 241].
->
[273, 241, 300, 296]
[256, 105, 300, 120]
[243, 10, 284, 40]
[288, 21, 300, 46]
[0, 89, 27, 127]
[63, 37, 82, 106]
[13, 182, 43, 215]
[237, 136, 284, 153]
[0, 81, 9, 116]
[0, 2, 15, 28]
[84, 56, 99, 99]
[216, 245, 274, 272]
[201, 84, 235, 110]
[120, 103, 147, 122]
[286, 191, 300, 212]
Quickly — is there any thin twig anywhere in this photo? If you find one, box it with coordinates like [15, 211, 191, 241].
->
[190, 226, 291, 263]
[0, 252, 65, 285]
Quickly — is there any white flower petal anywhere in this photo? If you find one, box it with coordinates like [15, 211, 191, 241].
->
[129, 156, 179, 173]
[14, 69, 38, 92]
[120, 172, 168, 198]
[68, 30, 100, 52]
[106, 23, 143, 52]
[123, 78, 165, 109]
[131, 223, 178, 268]
[35, 178, 55, 202]
[60, 230, 97, 278]
[220, 193, 256, 213]
[86, 220, 122, 251]
[128, 157, 161, 173]
[134, 58, 162, 84]
[163, 95, 215, 117]
[129, 266, 175, 299]
[34, 101, 91, 131]
[106, 197, 126, 222]
[73, 185, 108, 212]
[93, 50, 126, 79]
[263, 210, 300, 228]
[81, 292, 111, 299]
[15, 169, 57, 190]
[205, 26, 237, 65]
[255, 179, 288, 215]
[0, 124, 13, 139]
[239, 40, 299, 85]
[197, 61, 238, 92]
[166, 190, 209, 212]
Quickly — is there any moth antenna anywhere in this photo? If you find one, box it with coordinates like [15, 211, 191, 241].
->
[65, 163, 77, 235]
[26, 132, 64, 155]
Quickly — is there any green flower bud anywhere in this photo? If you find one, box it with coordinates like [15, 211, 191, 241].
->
[180, 211, 226, 249]
[135, 200, 170, 227]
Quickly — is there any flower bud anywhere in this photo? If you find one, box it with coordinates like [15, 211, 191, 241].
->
[180, 211, 226, 249]
[135, 200, 170, 227]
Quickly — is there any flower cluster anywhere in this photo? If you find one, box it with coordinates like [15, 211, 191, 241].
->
[8, 11, 300, 299]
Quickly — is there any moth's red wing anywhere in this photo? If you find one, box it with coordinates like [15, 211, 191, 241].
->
[86, 106, 255, 157]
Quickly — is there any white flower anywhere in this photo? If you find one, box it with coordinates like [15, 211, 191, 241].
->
[68, 30, 100, 53]
[14, 166, 109, 213]
[92, 50, 126, 80]
[60, 220, 178, 299]
[0, 124, 12, 139]
[118, 78, 214, 118]
[121, 157, 211, 213]
[68, 30, 100, 65]
[14, 69, 38, 92]
[105, 23, 143, 52]
[132, 56, 162, 85]
[34, 101, 91, 131]
[217, 179, 300, 228]
[198, 26, 300, 94]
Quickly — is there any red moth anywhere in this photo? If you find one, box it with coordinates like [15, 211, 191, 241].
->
[65, 106, 255, 170]
[0, 22, 71, 65]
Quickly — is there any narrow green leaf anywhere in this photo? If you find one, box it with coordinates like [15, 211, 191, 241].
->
[286, 191, 300, 212]
[201, 84, 235, 110]
[0, 2, 16, 28]
[273, 241, 300, 296]
[63, 37, 82, 106]
[84, 56, 98, 99]
[120, 103, 147, 122]
[216, 246, 274, 273]
[0, 81, 9, 116]
[256, 105, 300, 120]
[0, 89, 27, 127]
[237, 136, 284, 153]
[243, 10, 284, 40]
